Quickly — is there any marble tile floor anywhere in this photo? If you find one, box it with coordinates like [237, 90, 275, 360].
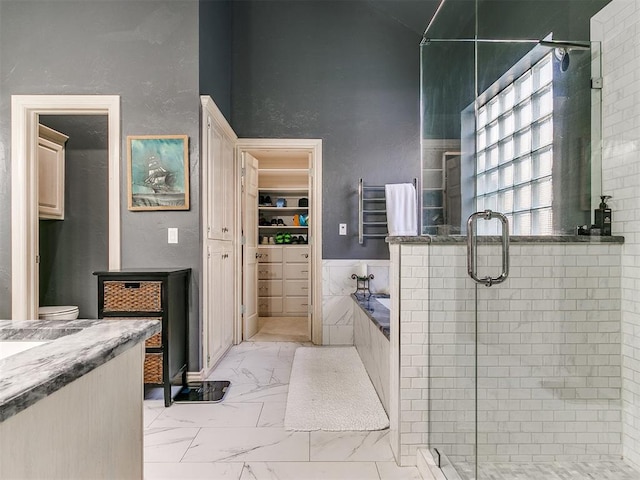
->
[144, 341, 422, 480]
[454, 460, 640, 480]
[247, 317, 310, 343]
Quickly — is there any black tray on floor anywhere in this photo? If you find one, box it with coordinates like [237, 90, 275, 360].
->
[173, 380, 231, 403]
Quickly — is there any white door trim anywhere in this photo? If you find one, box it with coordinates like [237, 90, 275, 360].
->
[235, 138, 323, 345]
[11, 95, 121, 320]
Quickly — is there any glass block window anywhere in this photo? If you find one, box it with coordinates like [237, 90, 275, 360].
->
[475, 53, 554, 235]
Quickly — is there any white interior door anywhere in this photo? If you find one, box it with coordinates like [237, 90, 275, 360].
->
[242, 152, 259, 339]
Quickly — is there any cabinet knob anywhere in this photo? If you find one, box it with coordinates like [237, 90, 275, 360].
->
[256, 253, 261, 259]
[303, 254, 309, 258]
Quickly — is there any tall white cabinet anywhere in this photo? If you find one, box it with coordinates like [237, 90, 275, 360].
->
[201, 97, 236, 372]
[200, 95, 324, 376]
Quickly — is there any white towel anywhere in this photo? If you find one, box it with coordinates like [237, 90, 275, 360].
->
[385, 183, 417, 236]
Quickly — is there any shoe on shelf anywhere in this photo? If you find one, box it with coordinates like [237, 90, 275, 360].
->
[259, 216, 269, 226]
[275, 232, 284, 244]
[269, 236, 276, 245]
[264, 195, 272, 206]
[283, 232, 292, 244]
[259, 195, 265, 205]
[277, 218, 286, 226]
[271, 218, 278, 226]
[260, 236, 268, 245]
[291, 235, 300, 244]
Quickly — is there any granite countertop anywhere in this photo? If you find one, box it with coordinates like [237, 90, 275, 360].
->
[0, 319, 160, 423]
[387, 235, 625, 244]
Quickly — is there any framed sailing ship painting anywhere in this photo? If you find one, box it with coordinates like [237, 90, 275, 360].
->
[127, 135, 190, 211]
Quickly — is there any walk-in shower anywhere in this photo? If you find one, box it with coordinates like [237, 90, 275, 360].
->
[419, 1, 638, 479]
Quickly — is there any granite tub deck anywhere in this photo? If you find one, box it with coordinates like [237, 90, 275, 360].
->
[0, 318, 160, 422]
[352, 293, 390, 414]
[352, 293, 390, 340]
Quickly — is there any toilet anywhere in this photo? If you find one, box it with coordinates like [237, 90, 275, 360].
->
[38, 306, 79, 320]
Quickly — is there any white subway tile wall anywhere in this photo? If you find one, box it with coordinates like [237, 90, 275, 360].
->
[594, 0, 640, 470]
[395, 242, 623, 466]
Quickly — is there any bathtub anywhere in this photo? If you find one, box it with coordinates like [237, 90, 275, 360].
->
[352, 293, 390, 414]
[375, 297, 391, 310]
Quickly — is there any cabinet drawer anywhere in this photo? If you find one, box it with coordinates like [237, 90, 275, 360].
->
[258, 280, 283, 296]
[284, 263, 309, 280]
[258, 264, 282, 280]
[284, 296, 309, 313]
[144, 353, 163, 384]
[284, 246, 309, 263]
[258, 297, 282, 315]
[103, 281, 162, 312]
[258, 247, 282, 263]
[285, 280, 309, 296]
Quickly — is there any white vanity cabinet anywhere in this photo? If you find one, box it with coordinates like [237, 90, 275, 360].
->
[38, 124, 68, 220]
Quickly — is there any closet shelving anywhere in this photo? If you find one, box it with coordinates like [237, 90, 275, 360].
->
[258, 164, 309, 240]
[255, 154, 311, 318]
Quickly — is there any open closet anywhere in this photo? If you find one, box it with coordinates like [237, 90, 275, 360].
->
[249, 150, 311, 342]
[201, 96, 322, 377]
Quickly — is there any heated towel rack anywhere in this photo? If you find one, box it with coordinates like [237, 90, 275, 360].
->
[358, 178, 417, 244]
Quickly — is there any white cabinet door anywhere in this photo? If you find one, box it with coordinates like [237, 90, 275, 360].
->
[38, 125, 68, 220]
[205, 240, 234, 370]
[206, 117, 224, 241]
[242, 153, 259, 339]
[206, 242, 224, 369]
[222, 135, 235, 241]
[222, 242, 234, 347]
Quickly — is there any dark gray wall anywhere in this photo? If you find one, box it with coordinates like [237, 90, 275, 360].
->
[200, 0, 233, 120]
[0, 0, 204, 369]
[39, 116, 109, 319]
[231, 0, 437, 259]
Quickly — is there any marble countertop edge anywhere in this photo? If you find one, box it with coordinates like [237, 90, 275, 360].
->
[0, 319, 160, 423]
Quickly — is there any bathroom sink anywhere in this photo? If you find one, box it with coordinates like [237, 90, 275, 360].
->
[0, 327, 82, 341]
[0, 341, 48, 361]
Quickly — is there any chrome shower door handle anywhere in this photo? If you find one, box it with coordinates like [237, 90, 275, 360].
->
[466, 210, 510, 287]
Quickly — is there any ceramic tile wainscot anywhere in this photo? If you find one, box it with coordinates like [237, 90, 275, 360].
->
[387, 235, 625, 467]
[0, 318, 159, 479]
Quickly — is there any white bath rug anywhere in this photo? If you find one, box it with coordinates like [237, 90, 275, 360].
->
[284, 346, 389, 431]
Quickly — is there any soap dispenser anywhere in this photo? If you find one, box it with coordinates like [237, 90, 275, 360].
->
[595, 195, 612, 236]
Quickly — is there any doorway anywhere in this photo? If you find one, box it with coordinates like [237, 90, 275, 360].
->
[11, 95, 121, 320]
[37, 115, 109, 318]
[236, 139, 323, 346]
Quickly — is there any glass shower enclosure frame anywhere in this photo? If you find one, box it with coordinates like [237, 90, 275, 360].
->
[420, 1, 617, 479]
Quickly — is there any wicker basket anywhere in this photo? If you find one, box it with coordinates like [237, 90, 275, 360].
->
[145, 331, 162, 348]
[103, 281, 162, 312]
[144, 353, 163, 384]
[104, 317, 162, 347]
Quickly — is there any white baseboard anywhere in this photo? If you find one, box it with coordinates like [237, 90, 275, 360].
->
[417, 449, 446, 480]
[186, 370, 205, 383]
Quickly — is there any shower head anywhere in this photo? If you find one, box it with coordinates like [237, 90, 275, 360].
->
[538, 40, 590, 51]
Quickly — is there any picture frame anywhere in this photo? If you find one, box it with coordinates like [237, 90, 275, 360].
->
[127, 134, 190, 211]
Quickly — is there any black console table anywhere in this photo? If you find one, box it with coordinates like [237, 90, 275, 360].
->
[94, 268, 190, 406]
